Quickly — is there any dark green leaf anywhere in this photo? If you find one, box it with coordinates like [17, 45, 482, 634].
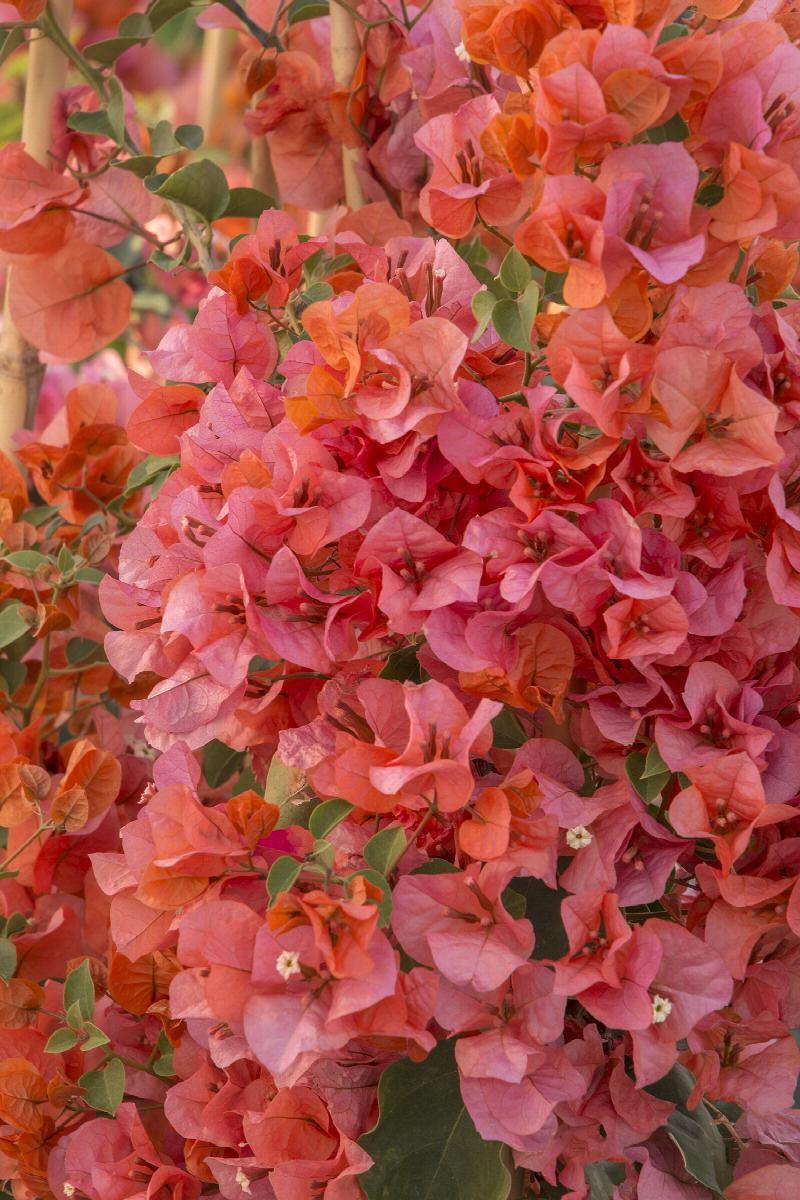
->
[313, 838, 336, 870]
[3, 913, 26, 938]
[56, 545, 75, 575]
[75, 567, 105, 584]
[222, 185, 277, 219]
[0, 27, 25, 70]
[155, 159, 230, 221]
[646, 1064, 731, 1195]
[45, 1027, 79, 1054]
[64, 960, 95, 1022]
[84, 35, 151, 65]
[510, 875, 568, 960]
[266, 855, 303, 904]
[379, 644, 422, 682]
[66, 638, 105, 666]
[625, 751, 670, 802]
[0, 937, 16, 982]
[65, 1001, 85, 1030]
[116, 154, 162, 177]
[153, 1047, 175, 1077]
[107, 78, 126, 146]
[0, 661, 25, 697]
[287, 0, 329, 20]
[309, 799, 354, 840]
[364, 826, 408, 877]
[697, 183, 724, 208]
[147, 0, 196, 28]
[67, 109, 117, 138]
[585, 1162, 626, 1200]
[641, 744, 669, 779]
[175, 123, 203, 149]
[491, 707, 526, 748]
[411, 860, 460, 875]
[150, 118, 182, 157]
[647, 113, 690, 144]
[501, 888, 526, 920]
[202, 740, 245, 788]
[359, 1040, 510, 1200]
[79, 1057, 125, 1115]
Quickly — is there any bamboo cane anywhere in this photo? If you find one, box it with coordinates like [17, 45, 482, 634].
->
[197, 26, 235, 144]
[0, 0, 74, 455]
[329, 0, 364, 210]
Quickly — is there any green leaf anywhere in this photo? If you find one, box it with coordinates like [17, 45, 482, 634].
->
[471, 290, 496, 343]
[313, 838, 336, 870]
[84, 34, 151, 65]
[499, 247, 532, 294]
[202, 740, 245, 789]
[150, 118, 182, 157]
[5, 550, 49, 573]
[20, 505, 59, 528]
[155, 159, 230, 222]
[79, 1057, 125, 1115]
[0, 27, 25, 70]
[64, 960, 95, 1022]
[80, 1022, 111, 1051]
[0, 660, 25, 698]
[299, 281, 334, 306]
[56, 545, 75, 575]
[116, 153, 162, 177]
[175, 123, 203, 149]
[348, 869, 392, 926]
[287, 0, 329, 20]
[647, 113, 690, 144]
[543, 270, 566, 303]
[625, 751, 670, 802]
[4, 913, 26, 938]
[658, 21, 689, 42]
[266, 855, 303, 904]
[124, 453, 179, 496]
[66, 638, 105, 666]
[147, 0, 196, 28]
[107, 78, 126, 146]
[65, 1000, 86, 1030]
[491, 280, 540, 351]
[380, 644, 422, 682]
[491, 707, 526, 749]
[363, 826, 408, 876]
[646, 1064, 731, 1196]
[411, 860, 460, 875]
[309, 799, 354, 840]
[75, 567, 105, 584]
[45, 1027, 79, 1054]
[67, 109, 117, 138]
[223, 186, 276, 218]
[585, 1163, 626, 1200]
[0, 604, 32, 651]
[359, 1039, 510, 1200]
[641, 744, 669, 779]
[153, 1047, 175, 1077]
[0, 937, 16, 982]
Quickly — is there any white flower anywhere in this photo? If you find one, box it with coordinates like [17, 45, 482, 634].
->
[651, 994, 673, 1024]
[235, 1166, 252, 1195]
[63, 1187, 76, 1198]
[454, 41, 471, 64]
[566, 825, 593, 850]
[276, 950, 302, 981]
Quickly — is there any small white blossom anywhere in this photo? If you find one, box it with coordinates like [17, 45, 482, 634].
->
[454, 41, 471, 64]
[235, 1166, 252, 1195]
[651, 994, 673, 1024]
[276, 950, 302, 981]
[63, 1186, 76, 1198]
[566, 825, 593, 850]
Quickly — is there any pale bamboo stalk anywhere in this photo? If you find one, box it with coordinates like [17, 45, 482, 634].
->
[251, 135, 279, 201]
[329, 0, 364, 210]
[197, 27, 235, 143]
[0, 0, 74, 454]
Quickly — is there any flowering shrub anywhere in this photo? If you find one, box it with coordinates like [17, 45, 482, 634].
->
[1, 0, 800, 1198]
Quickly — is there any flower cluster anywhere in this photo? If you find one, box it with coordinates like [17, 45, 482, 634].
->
[2, 0, 800, 1196]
